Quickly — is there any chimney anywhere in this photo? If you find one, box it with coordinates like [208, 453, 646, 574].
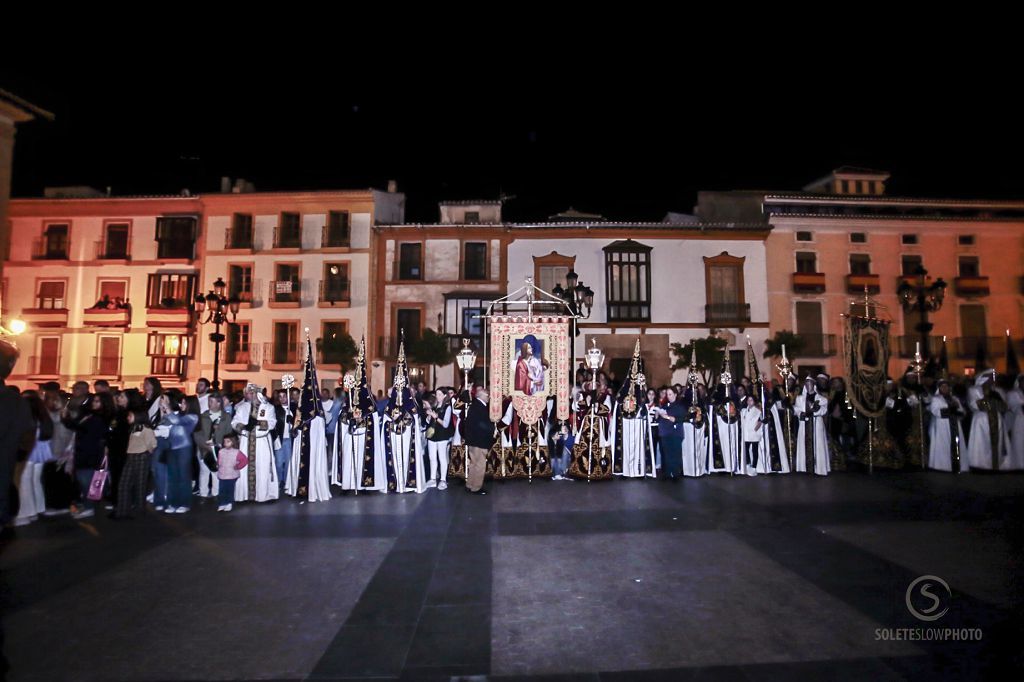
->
[220, 176, 231, 193]
[387, 179, 398, 193]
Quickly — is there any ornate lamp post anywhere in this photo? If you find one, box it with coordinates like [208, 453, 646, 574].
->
[552, 269, 595, 383]
[897, 265, 947, 362]
[194, 276, 241, 391]
[456, 338, 477, 393]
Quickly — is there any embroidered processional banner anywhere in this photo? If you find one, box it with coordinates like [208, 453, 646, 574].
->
[842, 313, 892, 418]
[489, 316, 571, 425]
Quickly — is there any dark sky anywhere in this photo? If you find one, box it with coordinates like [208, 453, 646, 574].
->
[3, 40, 1021, 223]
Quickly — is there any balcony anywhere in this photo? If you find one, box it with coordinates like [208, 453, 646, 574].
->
[149, 356, 188, 379]
[318, 280, 351, 307]
[846, 274, 880, 294]
[792, 272, 826, 293]
[94, 240, 130, 261]
[954, 276, 990, 297]
[272, 226, 302, 250]
[954, 337, 1006, 360]
[224, 226, 254, 251]
[268, 280, 301, 308]
[705, 303, 751, 326]
[146, 305, 191, 329]
[223, 343, 260, 371]
[262, 342, 302, 370]
[26, 356, 60, 379]
[898, 273, 932, 289]
[894, 336, 944, 358]
[799, 333, 838, 357]
[31, 239, 68, 261]
[92, 356, 122, 379]
[83, 306, 131, 328]
[321, 224, 351, 250]
[20, 306, 69, 328]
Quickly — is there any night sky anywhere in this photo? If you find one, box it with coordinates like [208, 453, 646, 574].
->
[3, 43, 1020, 224]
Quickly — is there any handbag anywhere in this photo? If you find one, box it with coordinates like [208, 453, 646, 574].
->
[87, 454, 109, 501]
[202, 444, 219, 473]
[235, 451, 249, 470]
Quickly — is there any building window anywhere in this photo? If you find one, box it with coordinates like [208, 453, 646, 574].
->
[533, 252, 576, 293]
[795, 251, 817, 273]
[228, 214, 253, 249]
[465, 211, 480, 224]
[95, 280, 128, 308]
[960, 305, 987, 358]
[901, 255, 923, 276]
[902, 234, 919, 245]
[36, 281, 66, 309]
[795, 231, 814, 242]
[604, 240, 652, 322]
[395, 308, 422, 346]
[398, 243, 423, 280]
[850, 232, 867, 244]
[276, 212, 301, 248]
[463, 242, 488, 280]
[272, 263, 301, 304]
[272, 322, 299, 365]
[228, 264, 253, 302]
[37, 337, 60, 375]
[321, 262, 350, 303]
[323, 211, 350, 248]
[96, 336, 121, 376]
[958, 234, 975, 246]
[320, 321, 350, 364]
[959, 256, 980, 278]
[849, 254, 872, 275]
[147, 332, 192, 377]
[146, 273, 195, 308]
[39, 223, 69, 259]
[102, 223, 129, 259]
[155, 217, 197, 259]
[225, 322, 251, 364]
[703, 252, 748, 323]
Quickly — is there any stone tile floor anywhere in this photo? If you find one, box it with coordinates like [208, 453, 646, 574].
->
[1, 471, 1021, 681]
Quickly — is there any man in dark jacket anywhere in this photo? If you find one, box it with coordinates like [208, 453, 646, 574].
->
[463, 384, 495, 494]
[0, 339, 34, 528]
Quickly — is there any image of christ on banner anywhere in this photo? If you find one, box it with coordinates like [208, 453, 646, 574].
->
[511, 334, 548, 396]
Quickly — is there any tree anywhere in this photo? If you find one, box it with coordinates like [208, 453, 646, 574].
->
[670, 335, 727, 387]
[407, 327, 455, 388]
[316, 331, 358, 371]
[763, 330, 805, 363]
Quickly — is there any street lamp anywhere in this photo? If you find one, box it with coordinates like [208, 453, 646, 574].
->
[897, 265, 947, 362]
[552, 269, 595, 383]
[194, 276, 241, 391]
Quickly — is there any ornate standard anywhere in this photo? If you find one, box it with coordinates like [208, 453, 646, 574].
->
[775, 343, 795, 472]
[908, 342, 927, 470]
[584, 338, 605, 483]
[718, 355, 736, 476]
[194, 276, 241, 391]
[342, 371, 359, 495]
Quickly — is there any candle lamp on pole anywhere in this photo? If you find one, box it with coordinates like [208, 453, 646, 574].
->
[194, 276, 241, 392]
